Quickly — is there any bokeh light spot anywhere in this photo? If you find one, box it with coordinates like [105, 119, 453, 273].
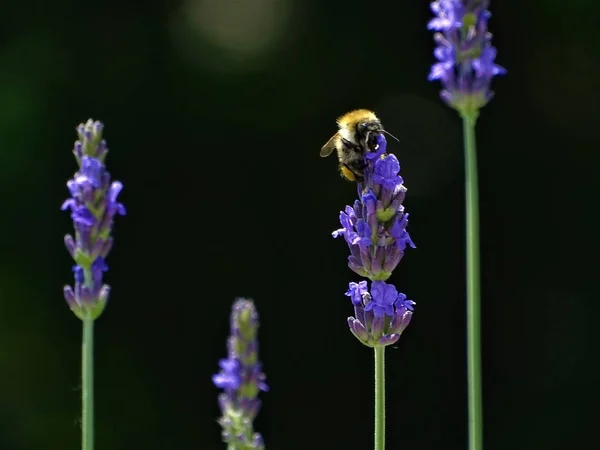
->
[171, 0, 295, 73]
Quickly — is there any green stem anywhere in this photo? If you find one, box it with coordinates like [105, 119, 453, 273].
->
[374, 346, 385, 450]
[82, 314, 94, 450]
[461, 112, 482, 450]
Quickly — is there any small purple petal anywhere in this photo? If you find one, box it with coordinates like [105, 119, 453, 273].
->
[72, 206, 95, 226]
[345, 281, 368, 306]
[366, 134, 387, 160]
[373, 155, 402, 191]
[61, 199, 76, 212]
[79, 156, 104, 188]
[72, 265, 84, 284]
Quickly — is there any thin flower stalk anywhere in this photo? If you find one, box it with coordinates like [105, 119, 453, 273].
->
[428, 3, 505, 450]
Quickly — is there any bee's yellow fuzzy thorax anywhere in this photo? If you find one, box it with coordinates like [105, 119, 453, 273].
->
[336, 109, 379, 128]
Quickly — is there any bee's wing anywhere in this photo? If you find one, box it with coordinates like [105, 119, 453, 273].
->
[320, 133, 338, 157]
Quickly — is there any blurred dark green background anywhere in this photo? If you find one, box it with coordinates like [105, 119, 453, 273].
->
[1, 0, 598, 449]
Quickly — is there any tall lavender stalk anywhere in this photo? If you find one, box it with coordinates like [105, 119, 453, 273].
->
[213, 299, 268, 450]
[332, 135, 415, 450]
[428, 2, 505, 450]
[61, 119, 125, 450]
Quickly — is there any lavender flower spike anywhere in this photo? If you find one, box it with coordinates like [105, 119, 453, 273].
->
[61, 119, 125, 320]
[332, 135, 415, 281]
[346, 280, 415, 347]
[428, 0, 506, 113]
[214, 299, 268, 450]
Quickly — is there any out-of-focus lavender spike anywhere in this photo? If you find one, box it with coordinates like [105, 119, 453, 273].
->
[213, 299, 267, 450]
[428, 0, 506, 113]
[62, 119, 124, 320]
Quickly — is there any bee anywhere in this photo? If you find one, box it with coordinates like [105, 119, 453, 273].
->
[320, 109, 390, 181]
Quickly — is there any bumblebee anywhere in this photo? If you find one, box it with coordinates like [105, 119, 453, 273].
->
[319, 109, 385, 181]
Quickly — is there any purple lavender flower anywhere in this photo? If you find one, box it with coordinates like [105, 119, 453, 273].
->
[428, 0, 506, 113]
[332, 133, 416, 345]
[333, 135, 415, 281]
[62, 119, 125, 320]
[214, 299, 268, 450]
[346, 280, 415, 347]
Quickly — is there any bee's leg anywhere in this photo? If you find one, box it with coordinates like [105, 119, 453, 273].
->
[340, 164, 357, 182]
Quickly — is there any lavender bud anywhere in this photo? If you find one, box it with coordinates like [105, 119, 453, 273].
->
[388, 297, 415, 336]
[63, 286, 78, 310]
[64, 234, 77, 258]
[348, 317, 370, 344]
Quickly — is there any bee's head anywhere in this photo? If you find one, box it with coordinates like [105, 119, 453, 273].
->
[357, 120, 384, 151]
[357, 120, 383, 134]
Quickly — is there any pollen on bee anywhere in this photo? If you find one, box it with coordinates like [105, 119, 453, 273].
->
[340, 165, 357, 181]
